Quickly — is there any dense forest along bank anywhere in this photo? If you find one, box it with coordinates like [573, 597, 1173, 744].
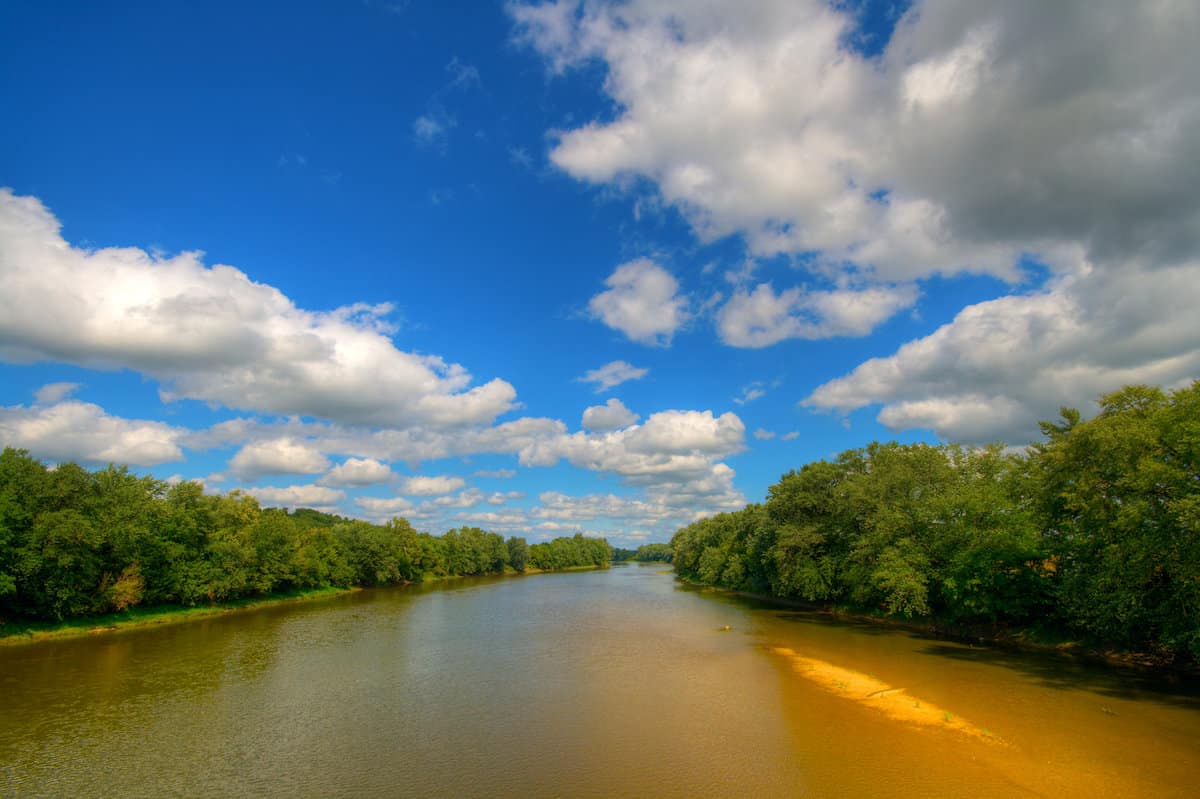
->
[670, 384, 1200, 664]
[3, 564, 1199, 798]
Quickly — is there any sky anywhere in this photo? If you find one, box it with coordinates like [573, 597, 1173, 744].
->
[2, 0, 1199, 547]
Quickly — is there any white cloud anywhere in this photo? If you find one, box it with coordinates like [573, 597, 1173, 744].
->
[517, 408, 745, 495]
[355, 495, 416, 517]
[34, 382, 80, 404]
[427, 488, 485, 508]
[0, 400, 184, 466]
[782, 431, 799, 441]
[587, 258, 688, 346]
[0, 189, 517, 429]
[629, 409, 744, 456]
[320, 457, 394, 487]
[229, 438, 330, 481]
[234, 415, 569, 470]
[246, 484, 345, 509]
[399, 474, 467, 496]
[753, 428, 775, 440]
[732, 382, 766, 405]
[213, 406, 744, 505]
[179, 397, 748, 532]
[532, 470, 744, 528]
[487, 491, 524, 505]
[581, 397, 639, 431]
[513, 0, 1200, 282]
[717, 283, 919, 348]
[512, 0, 1200, 434]
[578, 360, 648, 392]
[805, 261, 1200, 443]
[456, 510, 527, 528]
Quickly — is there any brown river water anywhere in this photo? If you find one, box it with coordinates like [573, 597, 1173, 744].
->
[2, 562, 1198, 798]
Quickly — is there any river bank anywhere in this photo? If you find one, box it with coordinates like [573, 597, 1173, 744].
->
[6, 562, 1198, 799]
[682, 578, 1198, 675]
[0, 586, 359, 646]
[0, 564, 611, 647]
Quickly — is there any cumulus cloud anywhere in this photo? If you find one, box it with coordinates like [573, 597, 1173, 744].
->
[236, 415, 570, 470]
[753, 428, 775, 441]
[578, 360, 648, 392]
[320, 457, 394, 487]
[517, 408, 745, 494]
[229, 438, 330, 481]
[513, 0, 1200, 436]
[0, 189, 517, 430]
[220, 406, 744, 499]
[717, 283, 919, 347]
[0, 400, 184, 466]
[34, 382, 80, 404]
[398, 474, 467, 496]
[246, 484, 346, 509]
[588, 258, 688, 345]
[581, 397, 639, 431]
[456, 510, 528, 528]
[532, 468, 743, 527]
[513, 0, 1200, 281]
[805, 262, 1200, 443]
[355, 496, 416, 517]
[427, 488, 485, 508]
[487, 491, 523, 505]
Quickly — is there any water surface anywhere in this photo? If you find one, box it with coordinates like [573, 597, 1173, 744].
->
[2, 563, 1198, 797]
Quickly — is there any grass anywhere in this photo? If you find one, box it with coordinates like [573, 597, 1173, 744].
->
[0, 586, 355, 646]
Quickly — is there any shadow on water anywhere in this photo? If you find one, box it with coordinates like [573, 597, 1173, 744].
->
[915, 641, 1200, 709]
[676, 580, 1200, 711]
[787, 608, 1200, 710]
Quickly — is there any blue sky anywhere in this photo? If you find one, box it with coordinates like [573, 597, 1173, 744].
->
[2, 0, 1198, 546]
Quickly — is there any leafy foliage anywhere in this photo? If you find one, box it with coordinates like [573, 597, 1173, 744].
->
[671, 382, 1200, 660]
[0, 449, 610, 624]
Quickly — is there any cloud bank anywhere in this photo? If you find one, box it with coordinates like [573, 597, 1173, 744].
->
[0, 189, 517, 430]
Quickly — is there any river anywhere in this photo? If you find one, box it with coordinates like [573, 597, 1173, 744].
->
[2, 563, 1198, 798]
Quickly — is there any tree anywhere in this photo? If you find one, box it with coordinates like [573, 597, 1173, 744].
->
[507, 536, 529, 572]
[1035, 383, 1200, 656]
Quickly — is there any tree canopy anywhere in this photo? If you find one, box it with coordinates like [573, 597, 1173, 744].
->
[0, 452, 611, 624]
[671, 382, 1200, 660]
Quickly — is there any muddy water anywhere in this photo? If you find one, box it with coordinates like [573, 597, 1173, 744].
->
[2, 563, 1197, 798]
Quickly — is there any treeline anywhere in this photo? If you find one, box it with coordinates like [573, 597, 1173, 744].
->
[612, 543, 674, 562]
[671, 383, 1200, 660]
[529, 535, 612, 571]
[0, 449, 611, 623]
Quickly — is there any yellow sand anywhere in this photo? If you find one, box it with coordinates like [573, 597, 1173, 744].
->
[770, 646, 1002, 744]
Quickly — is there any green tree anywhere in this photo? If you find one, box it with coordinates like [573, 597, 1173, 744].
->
[1036, 383, 1200, 655]
[507, 536, 529, 572]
